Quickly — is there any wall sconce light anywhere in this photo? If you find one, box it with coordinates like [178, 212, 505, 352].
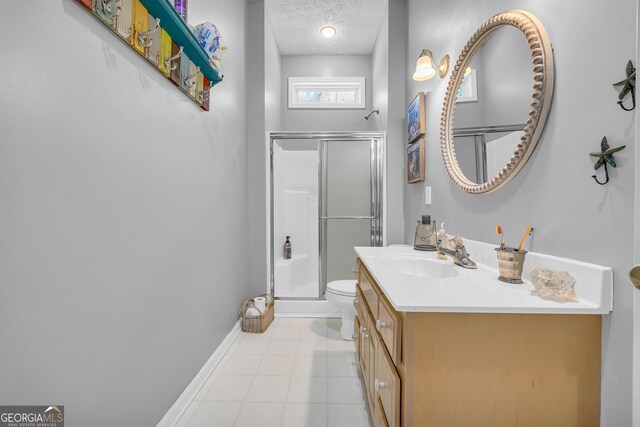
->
[412, 49, 450, 81]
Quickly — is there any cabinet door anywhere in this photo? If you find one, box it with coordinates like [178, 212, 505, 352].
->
[375, 343, 401, 427]
[367, 317, 377, 405]
[361, 312, 371, 393]
[374, 397, 390, 427]
[354, 315, 361, 364]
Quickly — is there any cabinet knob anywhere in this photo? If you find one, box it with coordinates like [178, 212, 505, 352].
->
[353, 267, 359, 276]
[374, 379, 386, 391]
[361, 327, 368, 340]
[376, 319, 390, 330]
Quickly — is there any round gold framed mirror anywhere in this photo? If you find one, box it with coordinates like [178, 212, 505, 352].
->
[440, 10, 554, 194]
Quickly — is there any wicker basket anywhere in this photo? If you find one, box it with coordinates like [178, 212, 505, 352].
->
[240, 294, 275, 333]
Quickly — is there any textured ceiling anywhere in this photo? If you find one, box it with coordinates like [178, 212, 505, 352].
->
[265, 0, 387, 55]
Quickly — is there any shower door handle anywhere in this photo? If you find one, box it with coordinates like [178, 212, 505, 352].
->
[319, 216, 375, 220]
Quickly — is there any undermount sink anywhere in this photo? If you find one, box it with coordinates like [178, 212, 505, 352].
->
[378, 254, 458, 279]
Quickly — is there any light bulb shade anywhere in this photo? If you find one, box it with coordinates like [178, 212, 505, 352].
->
[413, 50, 437, 81]
[413, 64, 437, 81]
[464, 66, 472, 77]
[412, 49, 449, 81]
[320, 26, 336, 38]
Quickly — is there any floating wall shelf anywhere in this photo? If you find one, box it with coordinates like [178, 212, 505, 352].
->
[75, 0, 224, 110]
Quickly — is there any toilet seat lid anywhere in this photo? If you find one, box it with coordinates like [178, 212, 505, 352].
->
[327, 280, 357, 297]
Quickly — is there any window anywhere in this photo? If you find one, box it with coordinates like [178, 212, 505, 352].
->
[288, 77, 366, 109]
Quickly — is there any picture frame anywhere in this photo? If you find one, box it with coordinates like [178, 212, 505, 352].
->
[456, 69, 478, 103]
[407, 139, 425, 183]
[407, 92, 426, 143]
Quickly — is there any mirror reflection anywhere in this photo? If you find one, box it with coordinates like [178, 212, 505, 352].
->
[453, 26, 533, 184]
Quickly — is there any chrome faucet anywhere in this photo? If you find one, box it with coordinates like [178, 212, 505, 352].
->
[437, 236, 477, 269]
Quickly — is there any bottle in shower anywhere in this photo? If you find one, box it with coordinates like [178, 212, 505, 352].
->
[284, 236, 292, 259]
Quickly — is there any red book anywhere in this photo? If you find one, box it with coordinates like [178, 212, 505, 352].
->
[202, 77, 210, 111]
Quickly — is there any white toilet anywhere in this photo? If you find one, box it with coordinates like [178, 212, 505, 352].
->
[326, 280, 357, 340]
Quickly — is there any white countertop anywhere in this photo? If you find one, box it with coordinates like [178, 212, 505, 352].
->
[354, 241, 613, 315]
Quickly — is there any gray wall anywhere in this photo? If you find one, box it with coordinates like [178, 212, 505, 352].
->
[405, 1, 637, 425]
[247, 0, 282, 294]
[280, 55, 375, 131]
[386, 0, 407, 245]
[371, 0, 407, 244]
[265, 10, 283, 131]
[0, 1, 253, 426]
[372, 9, 389, 131]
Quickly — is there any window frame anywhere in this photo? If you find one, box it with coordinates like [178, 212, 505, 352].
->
[287, 77, 366, 109]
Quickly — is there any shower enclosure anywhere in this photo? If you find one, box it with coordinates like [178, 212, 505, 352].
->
[269, 132, 384, 300]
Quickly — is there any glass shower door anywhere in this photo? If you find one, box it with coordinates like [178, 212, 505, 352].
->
[270, 133, 383, 300]
[319, 138, 382, 295]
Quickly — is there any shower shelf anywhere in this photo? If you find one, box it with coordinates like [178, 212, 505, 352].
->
[275, 254, 307, 265]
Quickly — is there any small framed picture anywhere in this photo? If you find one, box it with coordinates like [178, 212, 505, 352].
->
[407, 92, 426, 143]
[407, 139, 425, 183]
[456, 69, 478, 103]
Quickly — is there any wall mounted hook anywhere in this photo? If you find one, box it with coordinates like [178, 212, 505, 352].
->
[138, 18, 160, 48]
[592, 163, 610, 185]
[183, 66, 200, 89]
[102, 0, 120, 17]
[613, 60, 636, 111]
[590, 136, 626, 185]
[164, 46, 183, 71]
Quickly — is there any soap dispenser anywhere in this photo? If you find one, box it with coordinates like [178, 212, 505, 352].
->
[284, 236, 292, 259]
[414, 215, 437, 251]
[437, 223, 449, 260]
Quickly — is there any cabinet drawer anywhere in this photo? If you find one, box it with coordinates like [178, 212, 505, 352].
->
[357, 260, 379, 319]
[376, 343, 401, 427]
[376, 295, 402, 364]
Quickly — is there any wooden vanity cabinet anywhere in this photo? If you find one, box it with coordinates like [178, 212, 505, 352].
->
[355, 259, 402, 427]
[353, 257, 602, 427]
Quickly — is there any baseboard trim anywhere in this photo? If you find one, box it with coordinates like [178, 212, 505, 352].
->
[274, 300, 341, 317]
[156, 319, 242, 427]
[276, 313, 340, 318]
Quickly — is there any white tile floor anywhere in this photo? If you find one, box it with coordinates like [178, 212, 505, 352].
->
[175, 317, 372, 427]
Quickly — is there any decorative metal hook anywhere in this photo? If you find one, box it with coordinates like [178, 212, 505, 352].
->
[164, 46, 183, 71]
[591, 162, 610, 185]
[137, 18, 160, 48]
[103, 0, 120, 17]
[613, 60, 636, 112]
[617, 85, 636, 111]
[183, 66, 201, 89]
[589, 136, 626, 186]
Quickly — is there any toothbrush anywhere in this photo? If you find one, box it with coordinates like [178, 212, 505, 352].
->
[517, 227, 534, 252]
[495, 226, 505, 250]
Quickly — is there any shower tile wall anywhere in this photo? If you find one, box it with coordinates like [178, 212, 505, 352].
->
[273, 145, 319, 297]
